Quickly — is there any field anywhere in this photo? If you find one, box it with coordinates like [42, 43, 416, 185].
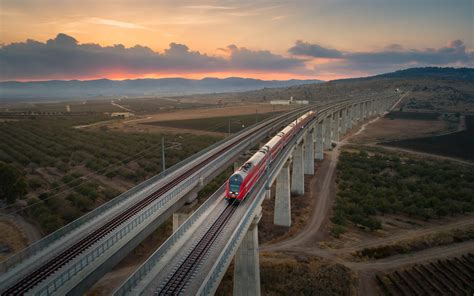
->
[216, 254, 355, 295]
[385, 111, 441, 120]
[331, 147, 474, 235]
[103, 103, 291, 135]
[145, 111, 282, 133]
[377, 254, 474, 295]
[384, 115, 474, 161]
[0, 115, 220, 233]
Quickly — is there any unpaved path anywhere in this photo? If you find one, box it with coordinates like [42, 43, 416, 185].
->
[262, 116, 384, 253]
[111, 101, 134, 112]
[1, 213, 42, 244]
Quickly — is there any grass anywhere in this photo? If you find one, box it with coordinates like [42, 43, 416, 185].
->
[144, 112, 282, 133]
[216, 254, 354, 295]
[385, 111, 440, 120]
[353, 226, 474, 260]
[383, 115, 474, 161]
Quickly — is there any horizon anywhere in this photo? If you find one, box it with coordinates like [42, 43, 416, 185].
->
[1, 0, 473, 82]
[2, 66, 472, 84]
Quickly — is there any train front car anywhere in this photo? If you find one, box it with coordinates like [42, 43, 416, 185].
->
[225, 146, 270, 202]
[226, 171, 245, 200]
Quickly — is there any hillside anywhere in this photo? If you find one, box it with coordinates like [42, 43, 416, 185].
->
[0, 77, 322, 101]
[337, 67, 474, 82]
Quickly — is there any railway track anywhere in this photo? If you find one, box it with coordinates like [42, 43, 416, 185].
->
[158, 201, 238, 295]
[1, 108, 305, 295]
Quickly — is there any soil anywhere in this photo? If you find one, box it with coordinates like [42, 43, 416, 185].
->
[0, 218, 29, 261]
[349, 117, 450, 144]
[262, 104, 474, 295]
[101, 103, 292, 135]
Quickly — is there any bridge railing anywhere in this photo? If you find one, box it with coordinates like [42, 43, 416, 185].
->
[115, 184, 226, 296]
[0, 108, 300, 273]
[34, 125, 274, 295]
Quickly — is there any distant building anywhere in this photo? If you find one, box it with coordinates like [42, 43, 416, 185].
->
[110, 112, 134, 118]
[270, 96, 308, 105]
[270, 100, 290, 105]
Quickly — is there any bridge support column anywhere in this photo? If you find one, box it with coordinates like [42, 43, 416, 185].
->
[274, 160, 291, 226]
[324, 116, 332, 150]
[172, 198, 197, 232]
[340, 108, 347, 135]
[315, 122, 324, 159]
[347, 106, 353, 130]
[291, 142, 304, 195]
[332, 112, 339, 142]
[304, 131, 314, 175]
[234, 207, 262, 296]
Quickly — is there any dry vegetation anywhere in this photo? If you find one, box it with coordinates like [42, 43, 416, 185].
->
[216, 253, 355, 296]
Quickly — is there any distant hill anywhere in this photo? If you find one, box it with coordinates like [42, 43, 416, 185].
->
[336, 67, 474, 82]
[0, 77, 322, 101]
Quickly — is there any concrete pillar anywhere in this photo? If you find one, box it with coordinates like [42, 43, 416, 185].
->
[315, 122, 324, 160]
[340, 108, 347, 134]
[332, 111, 339, 141]
[348, 106, 354, 130]
[274, 160, 291, 226]
[344, 107, 350, 131]
[234, 207, 262, 296]
[324, 116, 332, 150]
[265, 188, 271, 200]
[172, 199, 197, 232]
[172, 213, 189, 232]
[304, 131, 314, 175]
[291, 142, 304, 195]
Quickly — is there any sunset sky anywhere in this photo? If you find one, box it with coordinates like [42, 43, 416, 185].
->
[0, 0, 473, 81]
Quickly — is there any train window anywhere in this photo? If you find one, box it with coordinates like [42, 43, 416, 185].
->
[229, 174, 243, 193]
[242, 162, 252, 171]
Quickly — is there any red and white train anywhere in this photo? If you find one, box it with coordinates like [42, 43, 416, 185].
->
[225, 111, 316, 201]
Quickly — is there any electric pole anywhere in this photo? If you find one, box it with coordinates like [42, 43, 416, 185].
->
[161, 136, 166, 172]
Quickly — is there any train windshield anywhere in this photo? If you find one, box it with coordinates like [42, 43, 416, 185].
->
[229, 174, 243, 193]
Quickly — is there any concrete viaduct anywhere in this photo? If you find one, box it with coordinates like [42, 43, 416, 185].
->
[0, 94, 398, 296]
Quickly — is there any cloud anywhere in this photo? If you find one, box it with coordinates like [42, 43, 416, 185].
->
[86, 18, 148, 30]
[288, 40, 343, 58]
[227, 45, 307, 71]
[0, 33, 308, 80]
[291, 39, 473, 76]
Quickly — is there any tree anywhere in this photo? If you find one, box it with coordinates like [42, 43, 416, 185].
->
[0, 162, 27, 204]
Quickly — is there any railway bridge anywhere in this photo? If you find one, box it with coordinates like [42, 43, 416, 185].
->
[0, 94, 399, 295]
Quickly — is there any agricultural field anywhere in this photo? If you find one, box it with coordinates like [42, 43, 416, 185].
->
[0, 115, 220, 233]
[384, 115, 474, 161]
[145, 112, 282, 134]
[216, 254, 354, 295]
[331, 147, 474, 235]
[377, 254, 474, 295]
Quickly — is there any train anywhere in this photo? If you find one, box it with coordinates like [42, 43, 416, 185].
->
[225, 111, 316, 201]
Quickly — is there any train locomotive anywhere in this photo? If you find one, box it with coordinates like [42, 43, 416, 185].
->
[225, 111, 316, 201]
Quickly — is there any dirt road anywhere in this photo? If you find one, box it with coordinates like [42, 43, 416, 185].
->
[262, 116, 384, 253]
[261, 97, 474, 294]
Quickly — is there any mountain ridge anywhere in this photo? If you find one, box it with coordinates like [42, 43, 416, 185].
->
[0, 77, 323, 100]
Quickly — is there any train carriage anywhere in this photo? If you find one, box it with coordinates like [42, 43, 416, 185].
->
[226, 110, 315, 201]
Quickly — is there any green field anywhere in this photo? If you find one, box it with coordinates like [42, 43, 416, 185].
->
[0, 115, 220, 233]
[145, 111, 282, 133]
[331, 147, 474, 236]
[384, 115, 474, 161]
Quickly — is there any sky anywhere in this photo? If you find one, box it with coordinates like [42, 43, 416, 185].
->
[0, 0, 473, 81]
